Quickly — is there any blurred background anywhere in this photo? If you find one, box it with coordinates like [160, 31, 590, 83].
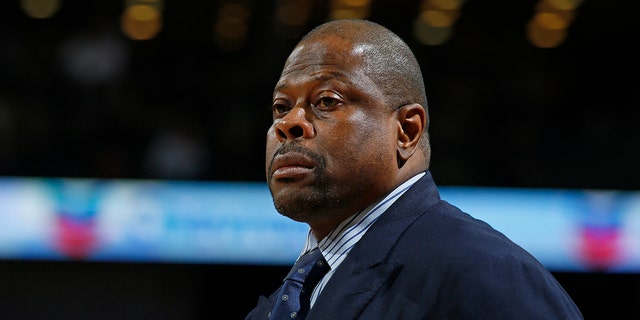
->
[0, 0, 639, 319]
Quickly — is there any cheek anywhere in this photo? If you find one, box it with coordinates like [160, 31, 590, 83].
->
[356, 118, 397, 170]
[265, 126, 279, 168]
[351, 110, 394, 147]
[326, 112, 394, 166]
[265, 126, 277, 151]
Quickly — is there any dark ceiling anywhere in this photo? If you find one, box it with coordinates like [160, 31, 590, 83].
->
[0, 0, 638, 189]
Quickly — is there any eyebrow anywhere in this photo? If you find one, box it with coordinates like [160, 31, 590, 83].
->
[274, 71, 349, 92]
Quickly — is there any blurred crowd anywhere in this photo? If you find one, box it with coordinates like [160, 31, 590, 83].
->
[0, 0, 638, 189]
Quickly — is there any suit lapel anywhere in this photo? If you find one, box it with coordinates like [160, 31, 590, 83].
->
[307, 172, 441, 319]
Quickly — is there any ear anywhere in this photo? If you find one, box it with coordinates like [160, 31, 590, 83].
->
[396, 103, 426, 164]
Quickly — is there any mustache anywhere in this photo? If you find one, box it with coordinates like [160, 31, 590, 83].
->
[270, 143, 325, 170]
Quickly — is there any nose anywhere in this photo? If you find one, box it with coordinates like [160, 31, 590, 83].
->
[274, 106, 315, 142]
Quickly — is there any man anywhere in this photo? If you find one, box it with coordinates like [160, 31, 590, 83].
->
[246, 19, 583, 319]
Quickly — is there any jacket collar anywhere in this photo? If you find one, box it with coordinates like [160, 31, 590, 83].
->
[307, 171, 440, 318]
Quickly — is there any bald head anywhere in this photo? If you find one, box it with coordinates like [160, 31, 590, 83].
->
[299, 19, 428, 112]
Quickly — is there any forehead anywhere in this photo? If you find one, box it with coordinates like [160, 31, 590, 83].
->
[276, 37, 373, 89]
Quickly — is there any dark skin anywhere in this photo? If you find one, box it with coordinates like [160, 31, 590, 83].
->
[265, 26, 428, 241]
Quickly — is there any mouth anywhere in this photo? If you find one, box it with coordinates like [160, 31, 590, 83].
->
[270, 152, 316, 181]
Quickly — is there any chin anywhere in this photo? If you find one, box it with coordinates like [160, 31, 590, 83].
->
[273, 191, 324, 219]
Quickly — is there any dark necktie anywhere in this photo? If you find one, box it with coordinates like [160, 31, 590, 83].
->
[269, 247, 330, 319]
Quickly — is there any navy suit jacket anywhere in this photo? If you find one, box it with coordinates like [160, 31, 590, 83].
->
[246, 171, 583, 319]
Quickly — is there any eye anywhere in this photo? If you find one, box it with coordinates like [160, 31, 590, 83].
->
[315, 95, 340, 110]
[272, 101, 290, 116]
